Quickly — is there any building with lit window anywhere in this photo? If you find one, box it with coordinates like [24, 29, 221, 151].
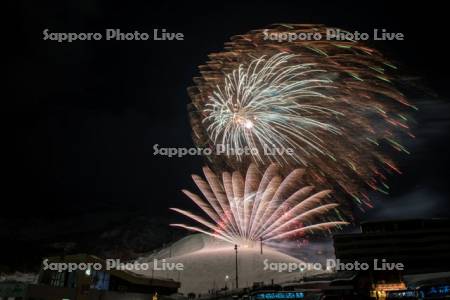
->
[0, 254, 180, 300]
[332, 219, 450, 300]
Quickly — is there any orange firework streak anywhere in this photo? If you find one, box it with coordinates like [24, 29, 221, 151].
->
[187, 24, 414, 209]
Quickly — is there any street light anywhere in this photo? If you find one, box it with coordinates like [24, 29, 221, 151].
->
[225, 275, 229, 289]
[234, 244, 239, 289]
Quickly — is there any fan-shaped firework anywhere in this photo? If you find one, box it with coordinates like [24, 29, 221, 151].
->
[187, 24, 415, 205]
[170, 164, 348, 246]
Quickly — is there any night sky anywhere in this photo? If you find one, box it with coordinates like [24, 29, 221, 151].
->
[4, 1, 450, 269]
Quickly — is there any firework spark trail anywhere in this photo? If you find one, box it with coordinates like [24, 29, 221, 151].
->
[257, 189, 332, 238]
[204, 53, 342, 166]
[171, 164, 348, 245]
[188, 24, 415, 207]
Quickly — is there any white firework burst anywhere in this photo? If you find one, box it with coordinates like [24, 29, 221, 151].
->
[203, 53, 342, 165]
[170, 164, 348, 246]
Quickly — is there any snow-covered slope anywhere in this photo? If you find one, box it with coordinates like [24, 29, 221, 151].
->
[135, 234, 322, 294]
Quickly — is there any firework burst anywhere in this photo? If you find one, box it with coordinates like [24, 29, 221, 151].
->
[171, 164, 348, 246]
[203, 52, 342, 166]
[188, 24, 415, 205]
